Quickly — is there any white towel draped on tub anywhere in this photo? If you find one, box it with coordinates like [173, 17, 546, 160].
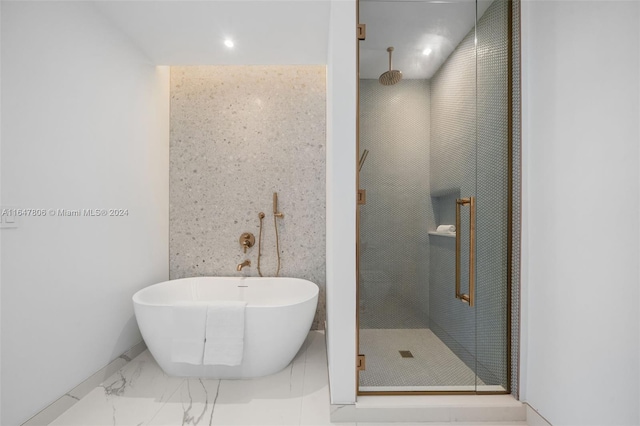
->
[170, 301, 208, 365]
[203, 301, 248, 366]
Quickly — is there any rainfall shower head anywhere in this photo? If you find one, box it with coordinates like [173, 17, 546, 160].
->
[379, 47, 403, 86]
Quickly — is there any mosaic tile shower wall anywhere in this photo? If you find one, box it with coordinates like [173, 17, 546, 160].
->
[429, 3, 478, 376]
[169, 66, 326, 329]
[476, 0, 510, 390]
[430, 0, 510, 388]
[510, 0, 522, 398]
[359, 79, 433, 329]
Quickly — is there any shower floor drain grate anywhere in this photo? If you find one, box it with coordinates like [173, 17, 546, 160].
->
[399, 350, 414, 358]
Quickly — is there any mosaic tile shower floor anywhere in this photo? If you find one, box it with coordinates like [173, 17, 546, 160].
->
[359, 329, 485, 391]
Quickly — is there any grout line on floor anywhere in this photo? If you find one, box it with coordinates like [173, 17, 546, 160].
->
[143, 377, 187, 426]
[209, 380, 221, 425]
[298, 340, 309, 424]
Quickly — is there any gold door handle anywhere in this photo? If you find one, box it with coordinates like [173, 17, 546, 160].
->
[455, 196, 475, 307]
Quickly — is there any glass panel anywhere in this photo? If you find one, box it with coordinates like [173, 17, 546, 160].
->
[475, 0, 510, 392]
[428, 0, 479, 391]
[357, 0, 479, 392]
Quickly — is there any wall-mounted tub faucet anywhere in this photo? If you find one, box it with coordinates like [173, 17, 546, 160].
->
[237, 259, 251, 271]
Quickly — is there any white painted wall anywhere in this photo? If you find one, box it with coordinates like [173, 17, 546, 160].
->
[326, 0, 357, 404]
[1, 3, 169, 425]
[0, 2, 3, 422]
[521, 1, 640, 424]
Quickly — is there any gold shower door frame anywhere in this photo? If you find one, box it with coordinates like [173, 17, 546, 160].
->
[355, 0, 516, 396]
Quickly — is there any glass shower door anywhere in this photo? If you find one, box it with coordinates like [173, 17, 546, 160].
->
[357, 0, 511, 394]
[357, 0, 480, 393]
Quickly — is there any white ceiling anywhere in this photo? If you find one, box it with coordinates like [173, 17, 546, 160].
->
[92, 1, 331, 65]
[92, 0, 491, 78]
[359, 0, 493, 80]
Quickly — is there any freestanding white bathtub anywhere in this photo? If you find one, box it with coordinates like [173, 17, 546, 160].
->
[132, 277, 319, 379]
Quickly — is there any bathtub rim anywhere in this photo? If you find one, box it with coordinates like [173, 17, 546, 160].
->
[133, 276, 319, 308]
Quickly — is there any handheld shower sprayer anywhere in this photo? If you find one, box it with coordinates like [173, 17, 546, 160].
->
[273, 192, 284, 218]
[257, 193, 284, 277]
[272, 192, 283, 276]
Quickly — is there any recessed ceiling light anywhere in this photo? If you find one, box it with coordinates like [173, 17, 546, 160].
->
[422, 48, 432, 56]
[224, 39, 234, 48]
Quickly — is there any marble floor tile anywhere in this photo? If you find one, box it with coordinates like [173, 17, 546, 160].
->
[48, 331, 338, 426]
[299, 330, 327, 366]
[210, 360, 306, 425]
[355, 423, 527, 426]
[300, 382, 331, 425]
[49, 354, 184, 426]
[300, 350, 331, 422]
[146, 378, 220, 426]
[47, 331, 527, 426]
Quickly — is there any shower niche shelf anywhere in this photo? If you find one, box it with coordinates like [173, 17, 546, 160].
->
[428, 231, 456, 238]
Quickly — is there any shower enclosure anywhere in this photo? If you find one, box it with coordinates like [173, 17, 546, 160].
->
[357, 0, 517, 394]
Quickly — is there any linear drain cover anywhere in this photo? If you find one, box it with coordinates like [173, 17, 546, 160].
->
[399, 350, 414, 358]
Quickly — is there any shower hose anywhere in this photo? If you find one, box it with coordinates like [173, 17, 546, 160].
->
[257, 211, 282, 277]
